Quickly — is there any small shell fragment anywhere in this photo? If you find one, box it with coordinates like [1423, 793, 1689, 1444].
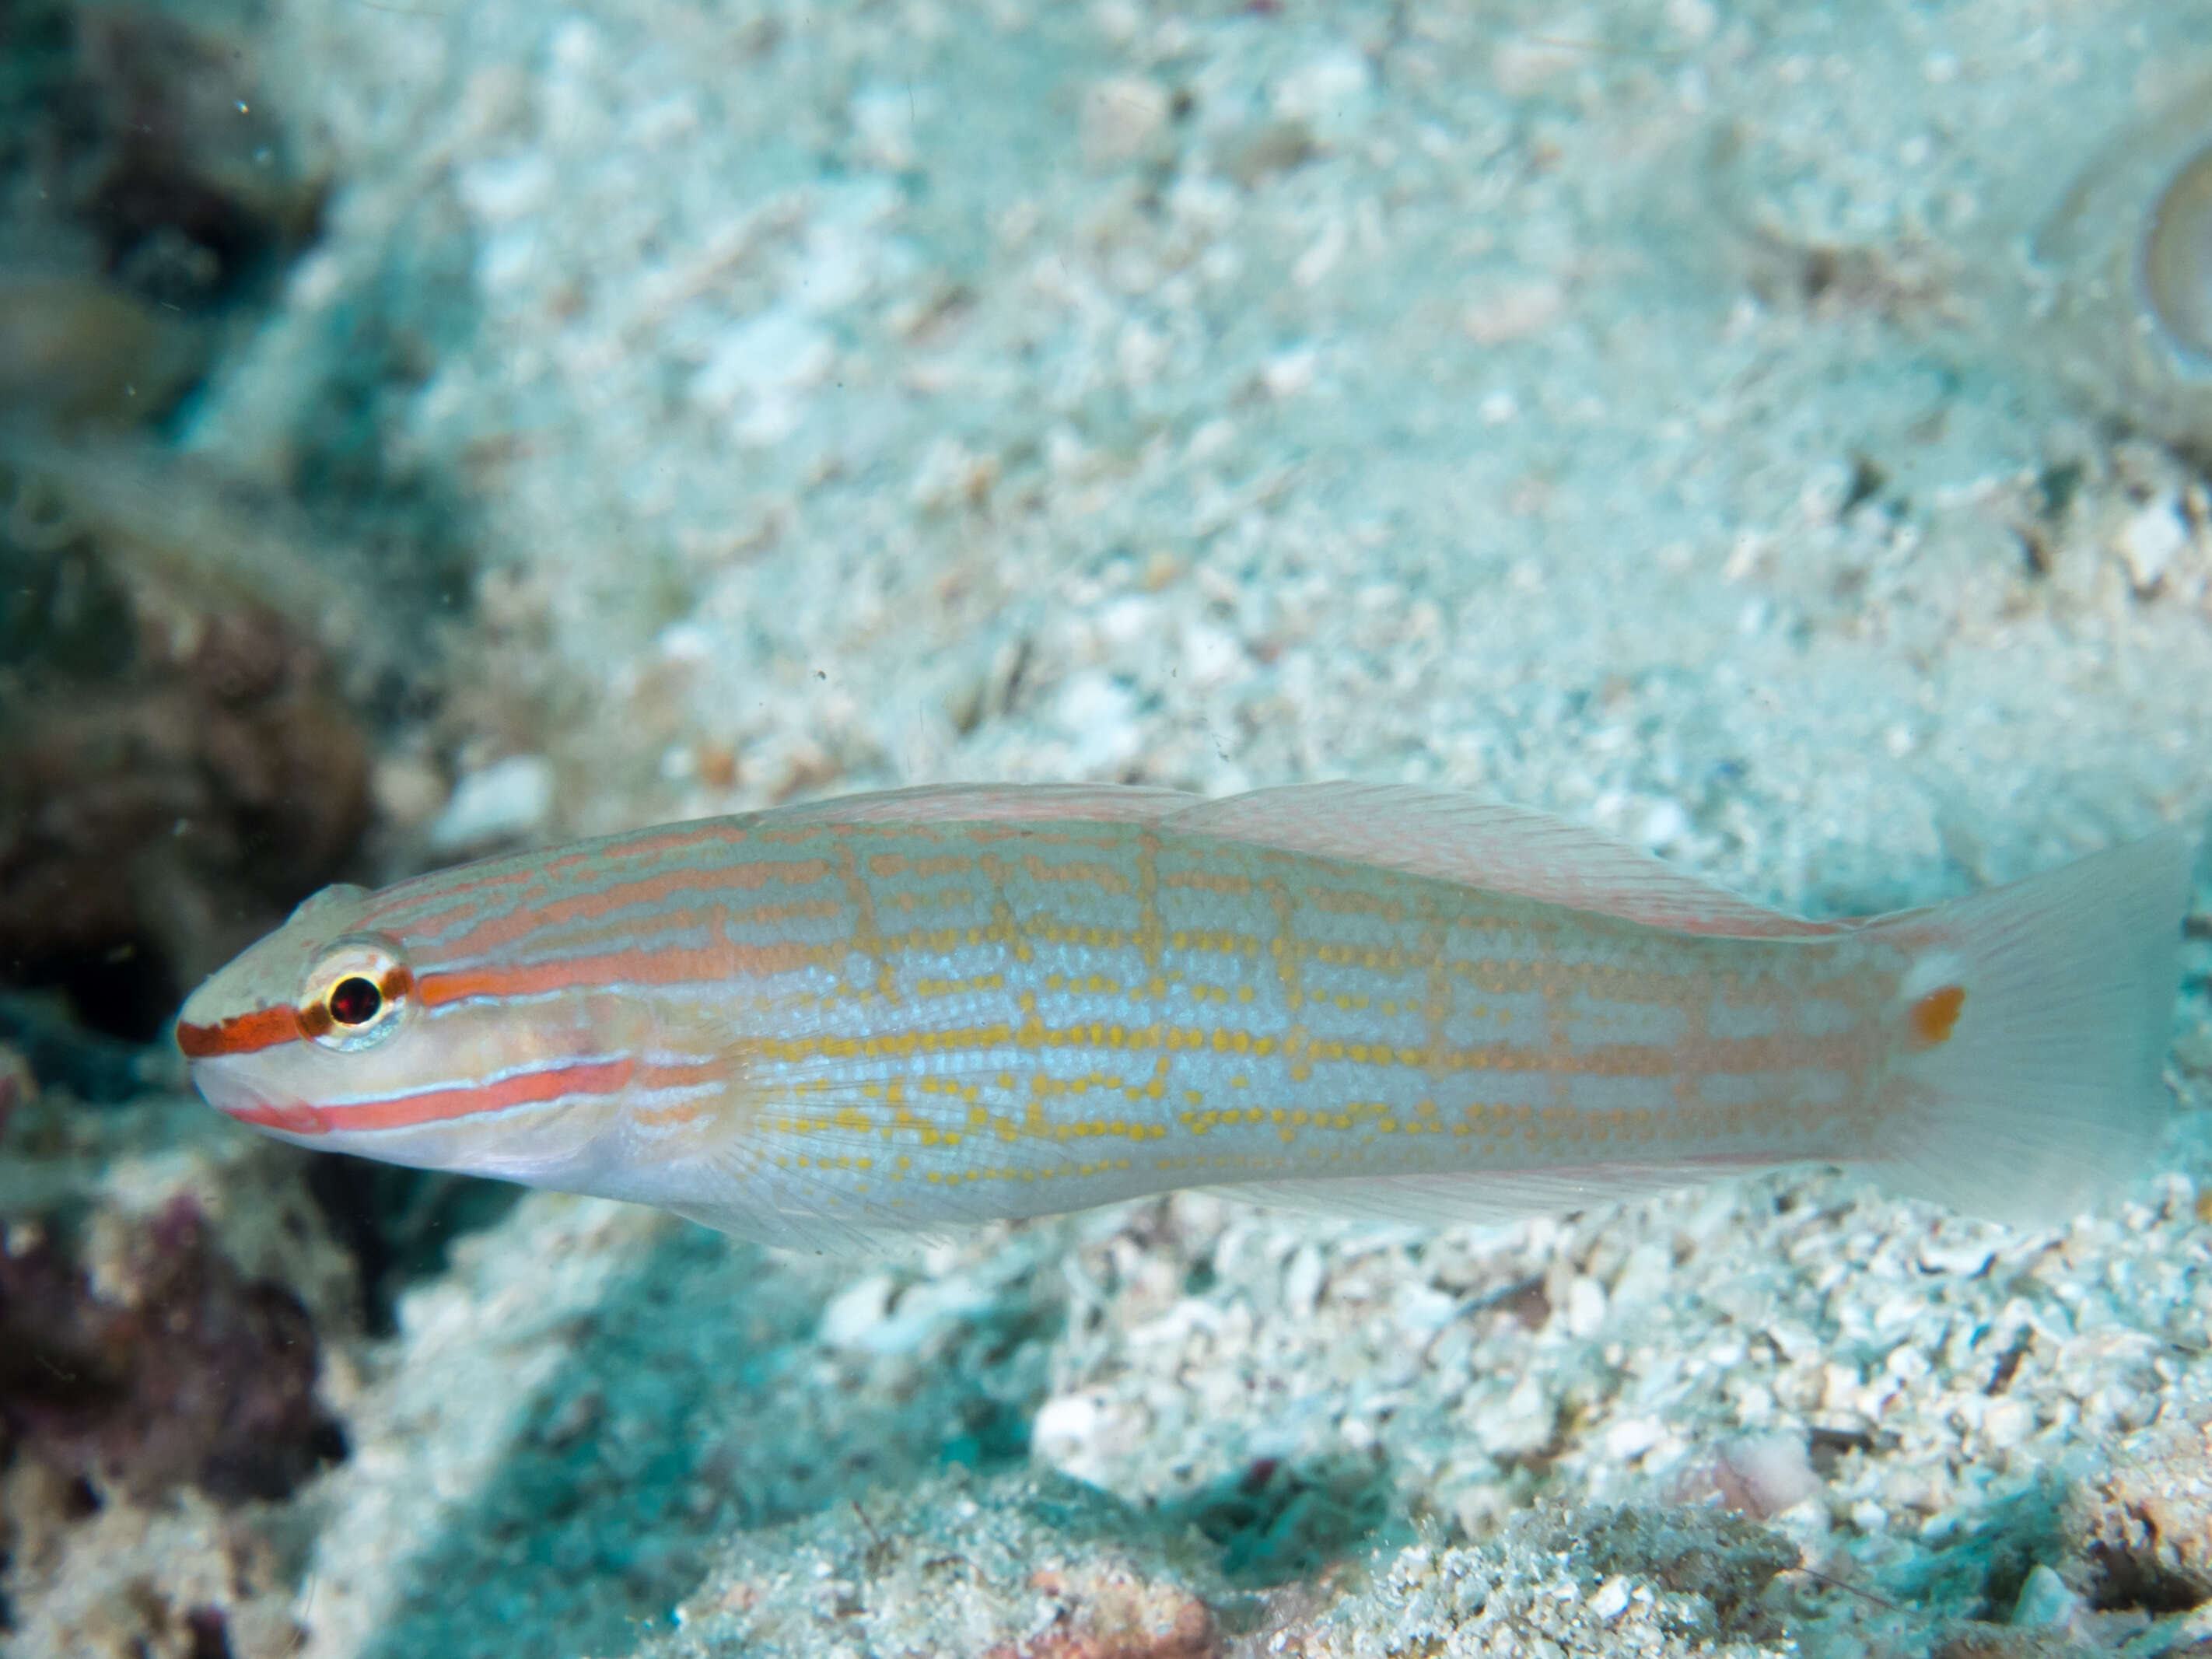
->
[2035, 79, 2212, 446]
[2142, 142, 2212, 359]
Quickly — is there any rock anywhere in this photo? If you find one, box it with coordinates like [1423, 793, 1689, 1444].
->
[2066, 1415, 2212, 1612]
[427, 754, 555, 851]
[639, 1468, 1227, 1659]
[2009, 1563, 2081, 1629]
[0, 1193, 347, 1506]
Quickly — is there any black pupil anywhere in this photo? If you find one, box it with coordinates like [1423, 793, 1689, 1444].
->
[328, 977, 383, 1026]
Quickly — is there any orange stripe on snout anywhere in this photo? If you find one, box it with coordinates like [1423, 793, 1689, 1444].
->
[177, 1005, 302, 1059]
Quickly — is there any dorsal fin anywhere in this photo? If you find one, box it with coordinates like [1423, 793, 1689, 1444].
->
[758, 781, 1199, 828]
[1167, 783, 1847, 938]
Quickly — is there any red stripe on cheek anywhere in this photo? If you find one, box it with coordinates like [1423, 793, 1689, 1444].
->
[331, 1057, 636, 1132]
[177, 1006, 302, 1058]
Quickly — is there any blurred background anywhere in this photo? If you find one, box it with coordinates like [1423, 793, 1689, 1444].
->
[3, 2, 2211, 1656]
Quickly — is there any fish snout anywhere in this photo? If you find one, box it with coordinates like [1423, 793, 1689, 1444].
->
[187, 1055, 330, 1137]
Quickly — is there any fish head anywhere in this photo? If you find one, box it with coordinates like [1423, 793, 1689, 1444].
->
[176, 881, 632, 1181]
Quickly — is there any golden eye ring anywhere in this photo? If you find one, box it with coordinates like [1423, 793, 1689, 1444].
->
[298, 935, 414, 1052]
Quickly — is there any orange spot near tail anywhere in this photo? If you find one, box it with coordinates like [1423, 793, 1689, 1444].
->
[1909, 984, 1966, 1048]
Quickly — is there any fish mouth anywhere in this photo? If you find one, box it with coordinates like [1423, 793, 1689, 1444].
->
[187, 1058, 331, 1137]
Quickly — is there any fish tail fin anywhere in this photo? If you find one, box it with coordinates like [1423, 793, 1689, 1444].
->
[1857, 827, 2198, 1226]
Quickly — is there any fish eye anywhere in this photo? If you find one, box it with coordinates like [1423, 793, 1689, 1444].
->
[328, 976, 383, 1025]
[298, 936, 413, 1052]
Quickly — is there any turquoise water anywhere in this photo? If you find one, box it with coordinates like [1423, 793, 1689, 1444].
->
[3, 2, 2211, 1654]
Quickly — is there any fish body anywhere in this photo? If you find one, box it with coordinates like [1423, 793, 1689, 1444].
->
[177, 782, 2195, 1245]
